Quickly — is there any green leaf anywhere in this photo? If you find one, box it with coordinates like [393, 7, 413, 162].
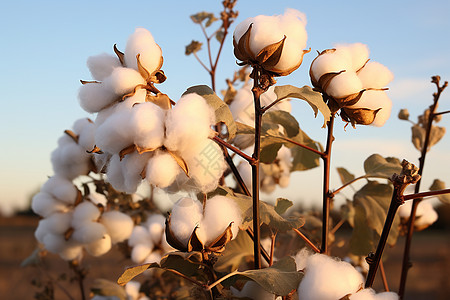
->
[91, 279, 127, 300]
[340, 200, 355, 227]
[411, 124, 446, 152]
[429, 179, 450, 204]
[259, 201, 305, 232]
[183, 85, 237, 140]
[275, 198, 293, 215]
[274, 85, 331, 127]
[353, 181, 399, 247]
[214, 231, 254, 272]
[160, 252, 206, 279]
[289, 130, 322, 171]
[336, 167, 355, 185]
[20, 248, 42, 267]
[226, 257, 303, 296]
[185, 40, 203, 55]
[263, 110, 300, 138]
[363, 154, 402, 178]
[260, 142, 282, 164]
[350, 205, 375, 255]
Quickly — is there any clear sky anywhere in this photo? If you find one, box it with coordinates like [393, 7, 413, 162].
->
[1, 0, 450, 215]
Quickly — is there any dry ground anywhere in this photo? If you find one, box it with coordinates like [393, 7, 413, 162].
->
[1, 215, 448, 300]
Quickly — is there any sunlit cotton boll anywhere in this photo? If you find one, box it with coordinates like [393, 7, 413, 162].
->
[146, 151, 181, 189]
[51, 135, 91, 180]
[334, 43, 370, 72]
[298, 253, 364, 300]
[169, 197, 203, 247]
[41, 176, 79, 205]
[72, 201, 101, 228]
[124, 28, 163, 74]
[398, 200, 438, 228]
[87, 53, 121, 81]
[85, 233, 112, 257]
[72, 118, 96, 151]
[78, 82, 116, 113]
[357, 61, 394, 89]
[196, 196, 242, 245]
[35, 212, 73, 243]
[104, 67, 146, 97]
[95, 109, 134, 154]
[31, 192, 71, 218]
[326, 71, 363, 99]
[347, 90, 392, 126]
[233, 9, 308, 75]
[164, 93, 215, 153]
[310, 49, 352, 84]
[130, 102, 166, 150]
[121, 151, 152, 193]
[72, 221, 108, 244]
[350, 288, 399, 300]
[100, 211, 134, 243]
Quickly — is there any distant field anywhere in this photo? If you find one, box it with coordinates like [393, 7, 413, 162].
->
[1, 215, 448, 299]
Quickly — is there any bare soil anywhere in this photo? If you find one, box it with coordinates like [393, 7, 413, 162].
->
[1, 215, 448, 300]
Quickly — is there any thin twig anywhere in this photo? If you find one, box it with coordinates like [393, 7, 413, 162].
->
[330, 218, 345, 235]
[379, 260, 390, 292]
[269, 134, 325, 157]
[403, 188, 450, 201]
[212, 136, 255, 163]
[434, 109, 450, 116]
[193, 51, 211, 73]
[293, 228, 320, 253]
[269, 232, 277, 266]
[330, 175, 388, 198]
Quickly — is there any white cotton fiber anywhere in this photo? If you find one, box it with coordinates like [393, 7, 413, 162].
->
[128, 225, 152, 248]
[86, 191, 108, 207]
[124, 28, 163, 74]
[121, 151, 151, 193]
[326, 71, 363, 99]
[144, 214, 166, 244]
[78, 82, 116, 113]
[85, 233, 112, 257]
[398, 200, 438, 228]
[130, 102, 165, 150]
[95, 109, 134, 154]
[72, 201, 101, 228]
[106, 154, 127, 192]
[298, 253, 364, 300]
[41, 176, 78, 205]
[229, 84, 254, 126]
[357, 61, 394, 89]
[350, 288, 399, 300]
[237, 161, 252, 192]
[260, 176, 276, 194]
[73, 118, 96, 151]
[169, 197, 203, 247]
[104, 67, 146, 97]
[146, 151, 180, 188]
[43, 212, 73, 235]
[335, 43, 370, 72]
[293, 247, 312, 271]
[100, 211, 134, 243]
[348, 90, 392, 126]
[31, 191, 70, 217]
[144, 251, 162, 264]
[59, 242, 84, 261]
[196, 196, 242, 245]
[310, 50, 352, 83]
[72, 222, 107, 244]
[51, 141, 91, 180]
[43, 233, 69, 254]
[131, 243, 153, 263]
[183, 139, 227, 193]
[125, 281, 141, 300]
[164, 93, 215, 153]
[87, 53, 121, 81]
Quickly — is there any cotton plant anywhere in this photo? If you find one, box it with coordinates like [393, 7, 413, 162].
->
[79, 28, 227, 194]
[128, 214, 174, 264]
[310, 43, 394, 127]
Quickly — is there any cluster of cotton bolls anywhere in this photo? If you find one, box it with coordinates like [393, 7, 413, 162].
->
[310, 43, 394, 126]
[229, 82, 293, 194]
[233, 9, 309, 76]
[79, 28, 226, 194]
[398, 199, 438, 231]
[167, 196, 242, 250]
[128, 214, 173, 264]
[294, 249, 399, 300]
[33, 185, 134, 260]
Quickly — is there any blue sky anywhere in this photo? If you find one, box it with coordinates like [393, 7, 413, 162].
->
[1, 0, 450, 214]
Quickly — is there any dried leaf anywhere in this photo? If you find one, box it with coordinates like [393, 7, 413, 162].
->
[336, 167, 355, 185]
[64, 129, 79, 143]
[190, 12, 217, 27]
[363, 154, 402, 178]
[119, 144, 136, 161]
[136, 54, 150, 81]
[429, 179, 450, 204]
[91, 279, 127, 300]
[263, 110, 300, 138]
[216, 30, 225, 43]
[214, 231, 254, 272]
[187, 227, 204, 252]
[185, 40, 203, 55]
[255, 36, 286, 68]
[205, 223, 234, 253]
[146, 93, 173, 110]
[274, 198, 293, 215]
[165, 217, 188, 252]
[342, 107, 380, 126]
[234, 24, 253, 63]
[117, 263, 157, 286]
[113, 44, 125, 66]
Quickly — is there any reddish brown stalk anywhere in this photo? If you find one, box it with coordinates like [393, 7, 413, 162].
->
[212, 136, 255, 163]
[293, 228, 320, 253]
[379, 260, 390, 292]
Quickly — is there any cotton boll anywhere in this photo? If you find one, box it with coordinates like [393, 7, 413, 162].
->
[164, 93, 215, 153]
[131, 243, 153, 263]
[237, 161, 252, 192]
[326, 71, 363, 99]
[106, 154, 127, 192]
[350, 288, 399, 300]
[293, 248, 312, 271]
[78, 82, 116, 113]
[95, 109, 134, 154]
[100, 211, 134, 243]
[335, 43, 370, 72]
[85, 234, 112, 257]
[124, 28, 163, 74]
[183, 139, 227, 193]
[104, 67, 146, 97]
[43, 233, 70, 254]
[87, 53, 122, 81]
[41, 176, 78, 205]
[231, 281, 281, 300]
[198, 196, 242, 245]
[44, 212, 73, 235]
[51, 142, 91, 180]
[121, 152, 152, 193]
[399, 200, 438, 228]
[310, 50, 352, 83]
[131, 102, 165, 150]
[73, 118, 96, 151]
[128, 225, 152, 247]
[31, 192, 70, 218]
[72, 201, 101, 228]
[144, 251, 162, 264]
[260, 176, 276, 194]
[278, 175, 290, 188]
[169, 197, 203, 247]
[229, 85, 254, 126]
[72, 222, 107, 244]
[298, 253, 364, 300]
[357, 62, 394, 89]
[125, 281, 142, 300]
[348, 90, 392, 127]
[146, 151, 180, 188]
[144, 214, 166, 244]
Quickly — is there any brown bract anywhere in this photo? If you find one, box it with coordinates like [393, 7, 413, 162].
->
[233, 24, 309, 77]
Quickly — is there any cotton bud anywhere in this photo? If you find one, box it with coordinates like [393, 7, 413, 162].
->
[168, 197, 203, 247]
[87, 53, 121, 81]
[298, 253, 364, 300]
[233, 9, 309, 76]
[124, 28, 163, 75]
[100, 211, 134, 243]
